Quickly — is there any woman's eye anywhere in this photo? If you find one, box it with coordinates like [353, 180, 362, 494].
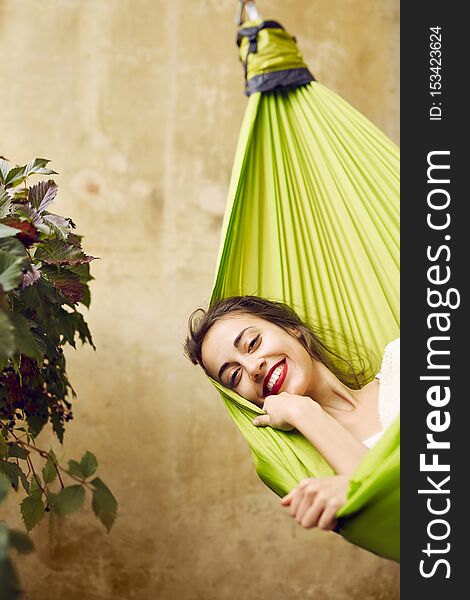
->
[248, 335, 260, 351]
[230, 368, 240, 387]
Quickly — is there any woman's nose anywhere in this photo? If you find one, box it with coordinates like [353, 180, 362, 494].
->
[248, 357, 266, 382]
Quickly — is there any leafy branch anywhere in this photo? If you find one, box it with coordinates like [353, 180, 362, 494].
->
[0, 157, 117, 593]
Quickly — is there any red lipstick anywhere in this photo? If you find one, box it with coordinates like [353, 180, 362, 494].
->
[263, 359, 288, 397]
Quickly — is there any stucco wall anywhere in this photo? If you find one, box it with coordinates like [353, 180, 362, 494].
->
[1, 0, 400, 598]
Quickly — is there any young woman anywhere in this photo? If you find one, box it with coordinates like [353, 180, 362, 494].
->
[184, 295, 400, 531]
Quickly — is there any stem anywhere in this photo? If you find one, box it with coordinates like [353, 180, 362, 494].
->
[26, 454, 45, 496]
[3, 425, 92, 490]
[18, 438, 92, 489]
[53, 461, 65, 490]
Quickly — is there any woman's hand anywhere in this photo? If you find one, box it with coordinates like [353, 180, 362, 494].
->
[252, 392, 319, 431]
[280, 475, 349, 530]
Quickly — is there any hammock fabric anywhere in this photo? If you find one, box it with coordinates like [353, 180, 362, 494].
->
[208, 20, 400, 561]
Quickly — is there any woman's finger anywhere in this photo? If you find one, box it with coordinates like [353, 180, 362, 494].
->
[282, 481, 310, 507]
[289, 488, 304, 517]
[300, 497, 325, 528]
[252, 414, 271, 427]
[294, 492, 314, 524]
[317, 503, 339, 531]
[282, 479, 310, 505]
[280, 490, 294, 505]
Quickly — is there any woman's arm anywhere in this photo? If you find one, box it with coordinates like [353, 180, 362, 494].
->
[291, 398, 368, 474]
[253, 392, 368, 475]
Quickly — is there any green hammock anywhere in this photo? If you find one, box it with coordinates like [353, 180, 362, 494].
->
[208, 20, 400, 561]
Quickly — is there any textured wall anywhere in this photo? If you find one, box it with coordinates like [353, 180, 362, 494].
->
[1, 0, 399, 598]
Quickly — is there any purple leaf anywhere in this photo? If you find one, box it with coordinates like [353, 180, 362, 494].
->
[22, 265, 41, 288]
[28, 180, 58, 213]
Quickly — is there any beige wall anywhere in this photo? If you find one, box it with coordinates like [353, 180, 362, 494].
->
[1, 0, 399, 598]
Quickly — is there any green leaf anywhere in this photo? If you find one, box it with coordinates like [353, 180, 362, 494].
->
[0, 454, 29, 492]
[0, 248, 28, 292]
[67, 262, 94, 284]
[9, 312, 44, 362]
[29, 475, 42, 498]
[6, 444, 29, 460]
[42, 458, 57, 485]
[8, 529, 34, 554]
[0, 461, 21, 490]
[80, 284, 91, 308]
[19, 277, 61, 321]
[26, 412, 48, 438]
[20, 474, 30, 494]
[51, 411, 65, 443]
[0, 437, 7, 460]
[53, 485, 85, 516]
[0, 186, 11, 219]
[43, 213, 71, 240]
[56, 308, 95, 349]
[24, 158, 57, 178]
[20, 494, 45, 531]
[0, 158, 9, 183]
[0, 223, 18, 239]
[80, 451, 97, 478]
[34, 239, 95, 266]
[91, 478, 117, 532]
[0, 475, 9, 503]
[0, 236, 27, 257]
[8, 186, 28, 202]
[0, 311, 15, 359]
[0, 461, 30, 494]
[67, 459, 85, 479]
[4, 165, 26, 186]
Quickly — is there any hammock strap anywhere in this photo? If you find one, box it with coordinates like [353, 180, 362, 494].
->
[237, 20, 315, 96]
[237, 20, 284, 79]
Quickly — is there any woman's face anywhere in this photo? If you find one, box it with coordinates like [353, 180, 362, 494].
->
[201, 314, 315, 407]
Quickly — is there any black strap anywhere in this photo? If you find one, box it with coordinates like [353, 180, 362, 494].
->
[245, 67, 315, 96]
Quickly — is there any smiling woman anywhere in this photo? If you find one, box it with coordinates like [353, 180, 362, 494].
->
[203, 319, 316, 406]
[184, 295, 397, 481]
[185, 295, 375, 394]
[180, 4, 400, 561]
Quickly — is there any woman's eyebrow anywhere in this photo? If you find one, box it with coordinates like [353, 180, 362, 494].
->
[218, 326, 255, 382]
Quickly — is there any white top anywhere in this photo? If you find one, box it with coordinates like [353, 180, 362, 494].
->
[363, 338, 400, 449]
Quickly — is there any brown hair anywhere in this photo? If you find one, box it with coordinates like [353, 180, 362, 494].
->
[183, 295, 377, 390]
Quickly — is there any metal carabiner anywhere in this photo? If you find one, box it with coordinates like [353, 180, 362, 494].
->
[235, 1, 262, 27]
